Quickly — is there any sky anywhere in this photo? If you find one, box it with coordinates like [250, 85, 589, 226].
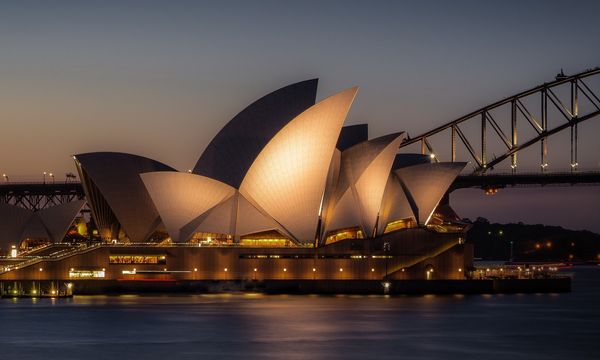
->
[0, 0, 599, 231]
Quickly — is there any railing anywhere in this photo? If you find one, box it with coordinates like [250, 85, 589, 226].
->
[0, 181, 81, 185]
[0, 243, 102, 274]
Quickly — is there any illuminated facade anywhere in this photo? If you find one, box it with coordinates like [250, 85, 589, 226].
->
[0, 79, 472, 285]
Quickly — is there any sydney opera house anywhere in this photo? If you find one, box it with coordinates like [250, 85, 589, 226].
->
[0, 79, 472, 290]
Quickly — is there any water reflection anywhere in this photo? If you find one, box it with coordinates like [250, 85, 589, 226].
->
[0, 268, 598, 360]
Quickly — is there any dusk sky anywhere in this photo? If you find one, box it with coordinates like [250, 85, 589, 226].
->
[0, 0, 599, 231]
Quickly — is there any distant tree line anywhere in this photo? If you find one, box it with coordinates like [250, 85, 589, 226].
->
[464, 218, 600, 262]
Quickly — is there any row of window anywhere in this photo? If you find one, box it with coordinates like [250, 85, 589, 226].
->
[108, 255, 167, 264]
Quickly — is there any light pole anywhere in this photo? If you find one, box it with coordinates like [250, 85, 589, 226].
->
[2, 174, 8, 183]
[49, 173, 55, 184]
[43, 171, 47, 184]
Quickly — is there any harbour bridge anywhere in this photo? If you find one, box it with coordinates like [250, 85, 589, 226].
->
[400, 67, 600, 192]
[1, 68, 600, 209]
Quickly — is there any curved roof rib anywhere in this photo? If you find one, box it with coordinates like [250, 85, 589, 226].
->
[394, 162, 466, 225]
[324, 133, 405, 237]
[141, 172, 236, 242]
[240, 87, 359, 243]
[74, 152, 176, 242]
[193, 79, 319, 188]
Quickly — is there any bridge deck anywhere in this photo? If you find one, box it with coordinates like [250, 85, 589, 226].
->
[452, 171, 600, 190]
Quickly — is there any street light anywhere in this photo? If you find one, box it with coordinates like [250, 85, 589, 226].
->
[2, 174, 8, 183]
[43, 171, 47, 184]
[49, 173, 55, 184]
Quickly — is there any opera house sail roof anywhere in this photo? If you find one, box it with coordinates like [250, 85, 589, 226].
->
[143, 87, 358, 244]
[74, 152, 175, 242]
[0, 201, 85, 250]
[192, 79, 319, 188]
[239, 87, 359, 243]
[394, 162, 465, 225]
[323, 132, 405, 240]
[0, 79, 470, 251]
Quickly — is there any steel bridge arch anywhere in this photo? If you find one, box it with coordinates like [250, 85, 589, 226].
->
[400, 67, 600, 174]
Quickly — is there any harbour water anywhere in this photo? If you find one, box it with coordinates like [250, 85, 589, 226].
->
[0, 267, 598, 360]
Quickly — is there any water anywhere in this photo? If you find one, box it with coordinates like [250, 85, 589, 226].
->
[0, 268, 599, 360]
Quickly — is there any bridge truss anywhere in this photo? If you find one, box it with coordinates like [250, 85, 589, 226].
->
[0, 182, 85, 210]
[400, 68, 600, 174]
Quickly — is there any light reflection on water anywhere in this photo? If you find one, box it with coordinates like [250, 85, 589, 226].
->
[0, 268, 598, 360]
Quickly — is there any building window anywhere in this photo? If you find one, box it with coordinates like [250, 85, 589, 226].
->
[109, 255, 167, 264]
[69, 270, 105, 278]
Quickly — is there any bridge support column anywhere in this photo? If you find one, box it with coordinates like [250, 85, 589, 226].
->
[511, 100, 517, 173]
[541, 89, 548, 172]
[570, 79, 579, 172]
